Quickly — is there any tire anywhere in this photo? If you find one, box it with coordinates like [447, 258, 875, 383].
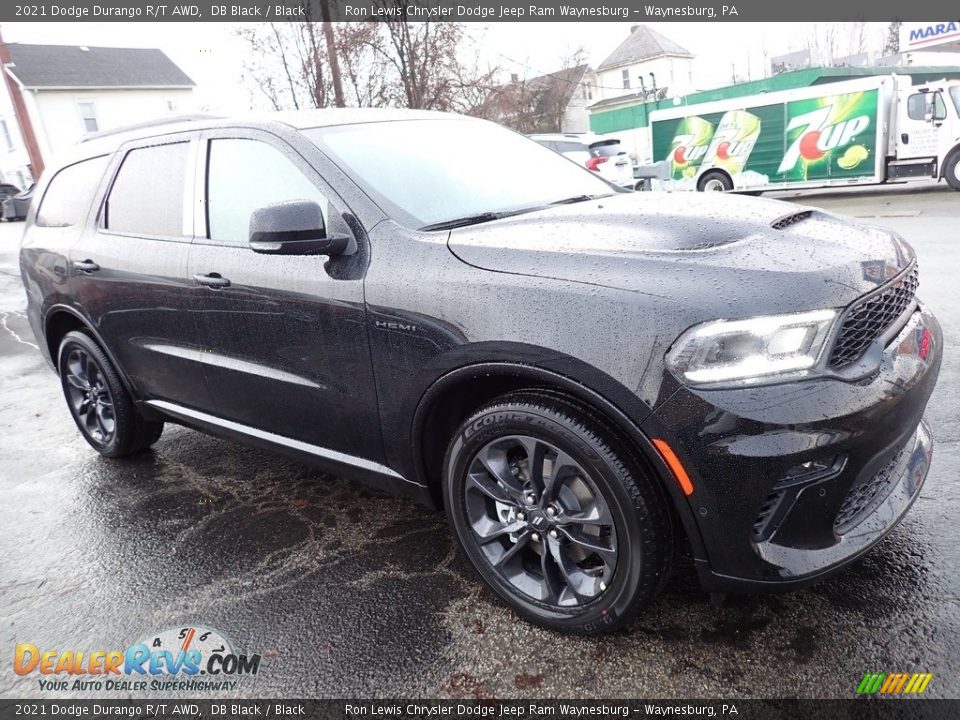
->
[58, 330, 164, 457]
[945, 150, 960, 191]
[698, 170, 733, 192]
[443, 391, 674, 634]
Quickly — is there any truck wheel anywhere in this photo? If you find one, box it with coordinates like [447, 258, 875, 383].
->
[443, 391, 674, 634]
[58, 330, 164, 457]
[698, 171, 732, 192]
[945, 150, 960, 191]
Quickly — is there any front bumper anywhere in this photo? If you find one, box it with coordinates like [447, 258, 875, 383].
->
[651, 304, 941, 592]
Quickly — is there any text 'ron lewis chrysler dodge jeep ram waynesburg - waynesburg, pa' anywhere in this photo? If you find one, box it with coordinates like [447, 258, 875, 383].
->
[20, 109, 941, 634]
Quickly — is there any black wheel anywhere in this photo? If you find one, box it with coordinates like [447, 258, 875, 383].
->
[698, 170, 732, 192]
[945, 150, 960, 191]
[443, 392, 674, 634]
[58, 330, 164, 457]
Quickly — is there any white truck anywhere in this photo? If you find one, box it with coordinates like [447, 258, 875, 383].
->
[648, 74, 960, 192]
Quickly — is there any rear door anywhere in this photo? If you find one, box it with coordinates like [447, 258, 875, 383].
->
[187, 128, 384, 461]
[68, 133, 211, 408]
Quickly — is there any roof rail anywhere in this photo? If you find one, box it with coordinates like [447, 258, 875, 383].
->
[80, 113, 221, 142]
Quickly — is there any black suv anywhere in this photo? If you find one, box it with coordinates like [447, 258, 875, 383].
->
[20, 110, 941, 634]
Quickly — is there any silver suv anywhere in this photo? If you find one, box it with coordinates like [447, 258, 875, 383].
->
[529, 133, 637, 189]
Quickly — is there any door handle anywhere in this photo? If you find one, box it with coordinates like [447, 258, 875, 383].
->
[73, 259, 100, 273]
[193, 272, 231, 289]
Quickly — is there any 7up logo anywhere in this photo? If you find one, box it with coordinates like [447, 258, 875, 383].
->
[778, 106, 871, 174]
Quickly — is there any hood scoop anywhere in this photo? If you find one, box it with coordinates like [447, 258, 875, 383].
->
[771, 210, 813, 230]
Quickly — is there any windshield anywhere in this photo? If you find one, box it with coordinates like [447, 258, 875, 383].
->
[951, 86, 960, 117]
[304, 119, 615, 229]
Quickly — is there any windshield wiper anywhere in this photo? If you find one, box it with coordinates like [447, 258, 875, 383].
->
[420, 206, 541, 232]
[550, 193, 612, 205]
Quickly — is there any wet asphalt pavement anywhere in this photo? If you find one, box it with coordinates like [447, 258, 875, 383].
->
[1, 184, 958, 699]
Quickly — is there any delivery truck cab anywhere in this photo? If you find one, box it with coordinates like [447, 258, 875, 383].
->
[648, 74, 960, 193]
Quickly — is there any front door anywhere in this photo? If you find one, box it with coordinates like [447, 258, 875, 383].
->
[897, 89, 945, 160]
[187, 129, 384, 462]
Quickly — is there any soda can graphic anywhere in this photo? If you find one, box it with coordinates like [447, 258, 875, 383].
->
[668, 116, 715, 180]
[703, 110, 762, 176]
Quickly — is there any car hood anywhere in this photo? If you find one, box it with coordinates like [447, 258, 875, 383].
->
[446, 192, 914, 314]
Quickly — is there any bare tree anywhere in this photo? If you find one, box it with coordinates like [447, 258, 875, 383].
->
[808, 23, 841, 66]
[238, 17, 496, 113]
[472, 50, 589, 134]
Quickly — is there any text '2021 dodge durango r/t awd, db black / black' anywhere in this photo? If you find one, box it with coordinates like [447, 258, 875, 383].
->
[20, 110, 941, 634]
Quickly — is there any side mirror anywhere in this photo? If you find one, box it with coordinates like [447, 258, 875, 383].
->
[249, 199, 351, 256]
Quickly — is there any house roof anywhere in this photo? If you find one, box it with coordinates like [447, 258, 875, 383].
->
[598, 25, 693, 71]
[525, 64, 590, 113]
[4, 43, 194, 89]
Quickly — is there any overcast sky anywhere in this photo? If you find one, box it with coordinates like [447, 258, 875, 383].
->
[0, 21, 902, 111]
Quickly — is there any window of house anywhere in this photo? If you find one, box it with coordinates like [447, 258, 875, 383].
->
[105, 142, 189, 237]
[622, 69, 630, 89]
[36, 155, 110, 228]
[167, 99, 177, 112]
[0, 120, 13, 151]
[77, 102, 99, 133]
[206, 138, 330, 247]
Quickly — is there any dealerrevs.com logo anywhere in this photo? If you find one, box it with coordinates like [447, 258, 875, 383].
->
[14, 626, 262, 692]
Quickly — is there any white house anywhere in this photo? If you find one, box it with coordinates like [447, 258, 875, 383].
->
[593, 25, 694, 103]
[0, 42, 195, 187]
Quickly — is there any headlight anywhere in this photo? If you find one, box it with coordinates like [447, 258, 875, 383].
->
[666, 309, 838, 386]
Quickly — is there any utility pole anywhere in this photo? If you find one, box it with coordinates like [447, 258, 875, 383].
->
[0, 26, 44, 178]
[319, 2, 345, 108]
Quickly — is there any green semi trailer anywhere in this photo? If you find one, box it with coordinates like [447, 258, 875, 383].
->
[648, 74, 960, 192]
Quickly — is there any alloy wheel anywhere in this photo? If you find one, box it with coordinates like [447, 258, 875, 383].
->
[64, 347, 116, 446]
[463, 434, 618, 608]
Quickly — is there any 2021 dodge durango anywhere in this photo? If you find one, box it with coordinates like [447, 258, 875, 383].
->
[20, 110, 941, 634]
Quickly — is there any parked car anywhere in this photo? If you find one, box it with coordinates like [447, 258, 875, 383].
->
[529, 133, 638, 189]
[3, 183, 35, 221]
[0, 182, 21, 204]
[20, 110, 941, 634]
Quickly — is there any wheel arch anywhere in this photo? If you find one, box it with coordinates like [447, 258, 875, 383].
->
[411, 361, 708, 561]
[42, 305, 141, 401]
[940, 144, 960, 178]
[696, 167, 734, 192]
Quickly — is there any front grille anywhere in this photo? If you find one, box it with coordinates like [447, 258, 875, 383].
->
[829, 265, 919, 368]
[834, 449, 906, 534]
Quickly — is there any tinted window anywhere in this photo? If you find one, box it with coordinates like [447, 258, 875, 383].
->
[36, 155, 109, 228]
[555, 141, 589, 153]
[952, 86, 960, 117]
[106, 142, 189, 237]
[206, 138, 329, 246]
[589, 142, 624, 158]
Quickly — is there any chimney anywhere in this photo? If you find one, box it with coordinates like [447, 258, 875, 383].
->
[0, 27, 44, 178]
[510, 73, 519, 83]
